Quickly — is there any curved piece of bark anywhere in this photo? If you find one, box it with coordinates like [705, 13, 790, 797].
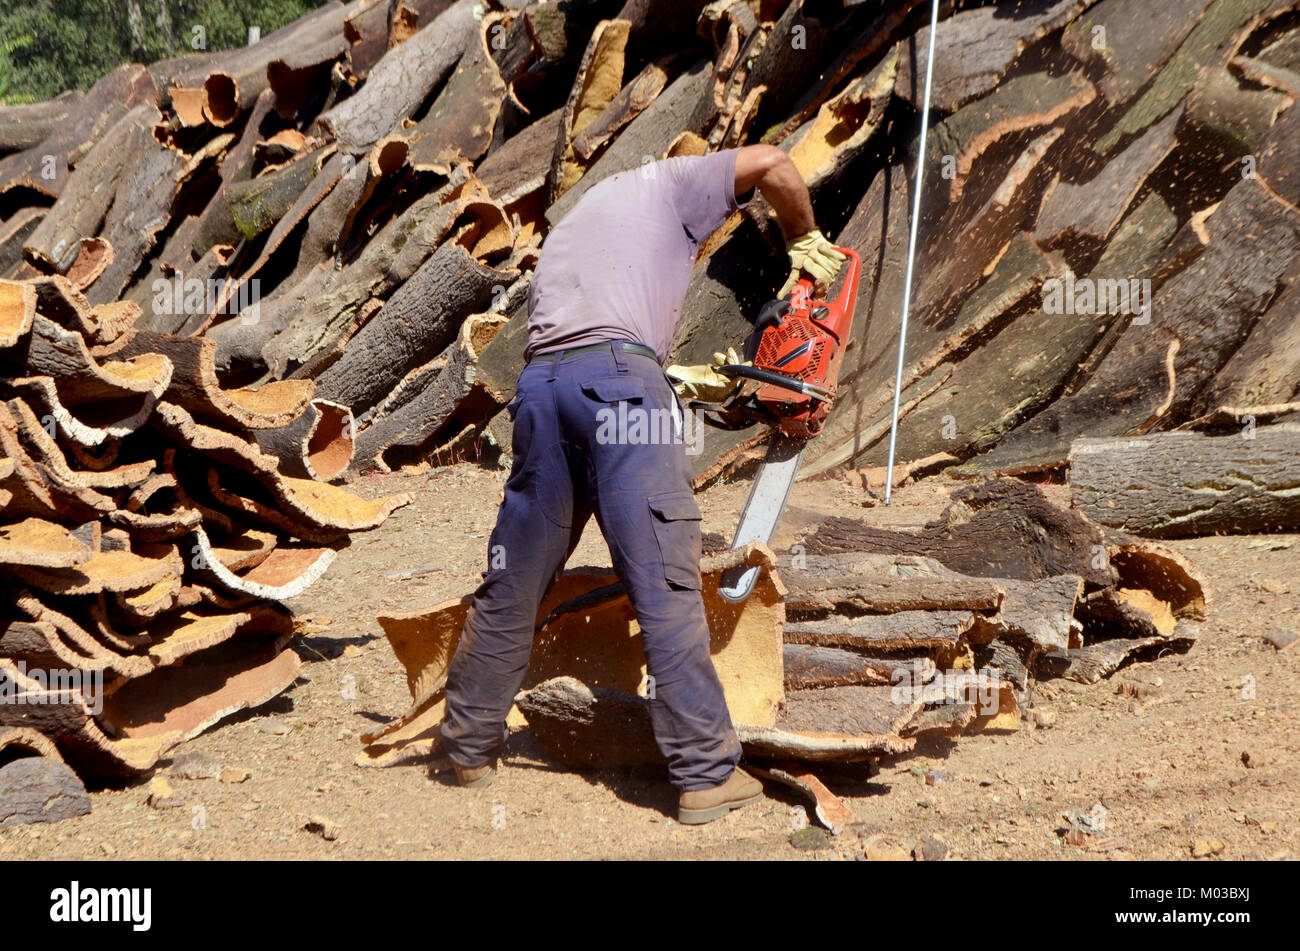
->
[733, 0, 866, 140]
[0, 209, 45, 279]
[186, 2, 351, 126]
[1231, 53, 1300, 98]
[975, 575, 1083, 652]
[516, 676, 663, 768]
[227, 145, 332, 242]
[0, 64, 158, 201]
[4, 398, 155, 494]
[571, 55, 675, 163]
[184, 89, 278, 268]
[9, 544, 180, 598]
[0, 727, 63, 765]
[782, 644, 935, 690]
[22, 104, 159, 275]
[253, 399, 355, 481]
[78, 634, 300, 776]
[7, 592, 156, 678]
[238, 170, 470, 373]
[0, 517, 92, 569]
[804, 479, 1114, 585]
[62, 238, 115, 293]
[83, 300, 139, 349]
[782, 555, 1005, 615]
[407, 18, 509, 174]
[785, 610, 977, 652]
[27, 274, 95, 335]
[12, 315, 172, 408]
[224, 149, 350, 307]
[784, 47, 898, 199]
[205, 469, 411, 542]
[188, 525, 336, 600]
[112, 570, 184, 622]
[342, 0, 404, 80]
[316, 244, 511, 415]
[548, 18, 632, 203]
[266, 21, 354, 120]
[316, 0, 478, 151]
[0, 403, 118, 521]
[477, 108, 564, 205]
[735, 722, 914, 763]
[362, 550, 784, 766]
[116, 332, 314, 431]
[352, 312, 508, 468]
[1038, 626, 1196, 684]
[0, 279, 35, 348]
[86, 117, 190, 304]
[1070, 425, 1300, 537]
[8, 376, 154, 448]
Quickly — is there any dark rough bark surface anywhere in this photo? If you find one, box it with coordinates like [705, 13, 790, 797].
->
[1070, 425, 1300, 537]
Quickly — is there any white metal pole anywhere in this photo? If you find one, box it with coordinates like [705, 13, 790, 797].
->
[884, 0, 941, 505]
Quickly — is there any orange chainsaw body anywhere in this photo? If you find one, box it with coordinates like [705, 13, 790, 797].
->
[751, 246, 862, 438]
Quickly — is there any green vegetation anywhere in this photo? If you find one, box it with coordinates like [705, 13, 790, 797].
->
[0, 0, 334, 104]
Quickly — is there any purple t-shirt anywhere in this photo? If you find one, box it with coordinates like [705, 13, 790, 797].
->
[525, 149, 749, 362]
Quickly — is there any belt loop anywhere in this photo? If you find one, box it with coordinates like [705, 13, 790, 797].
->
[546, 351, 559, 382]
[610, 341, 628, 375]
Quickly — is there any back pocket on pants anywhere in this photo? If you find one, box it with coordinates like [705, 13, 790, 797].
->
[647, 491, 703, 590]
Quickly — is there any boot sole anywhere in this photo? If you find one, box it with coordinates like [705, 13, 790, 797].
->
[678, 790, 763, 825]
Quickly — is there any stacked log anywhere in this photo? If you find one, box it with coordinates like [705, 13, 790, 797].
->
[0, 274, 409, 778]
[3, 1, 1297, 488]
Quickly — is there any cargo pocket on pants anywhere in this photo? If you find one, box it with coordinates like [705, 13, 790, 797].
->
[648, 490, 703, 590]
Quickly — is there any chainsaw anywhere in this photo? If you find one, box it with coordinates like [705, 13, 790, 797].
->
[685, 246, 862, 601]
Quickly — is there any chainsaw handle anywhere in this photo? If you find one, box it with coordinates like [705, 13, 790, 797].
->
[716, 364, 834, 401]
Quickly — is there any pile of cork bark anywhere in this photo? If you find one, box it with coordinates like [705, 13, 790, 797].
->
[0, 272, 408, 788]
[4, 0, 1300, 820]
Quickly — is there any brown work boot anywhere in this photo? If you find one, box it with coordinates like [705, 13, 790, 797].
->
[453, 760, 496, 789]
[678, 767, 764, 825]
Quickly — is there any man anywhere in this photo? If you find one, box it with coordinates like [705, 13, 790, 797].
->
[439, 144, 845, 824]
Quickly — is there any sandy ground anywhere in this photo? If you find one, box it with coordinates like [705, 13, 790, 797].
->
[1, 462, 1296, 861]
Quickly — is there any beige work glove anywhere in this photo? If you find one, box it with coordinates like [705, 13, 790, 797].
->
[667, 347, 746, 403]
[779, 229, 847, 297]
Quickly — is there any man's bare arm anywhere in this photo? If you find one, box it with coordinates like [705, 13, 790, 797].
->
[734, 144, 816, 239]
[735, 144, 844, 294]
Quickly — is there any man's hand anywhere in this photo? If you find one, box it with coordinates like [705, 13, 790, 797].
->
[779, 229, 846, 297]
[734, 145, 845, 295]
[667, 347, 747, 403]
